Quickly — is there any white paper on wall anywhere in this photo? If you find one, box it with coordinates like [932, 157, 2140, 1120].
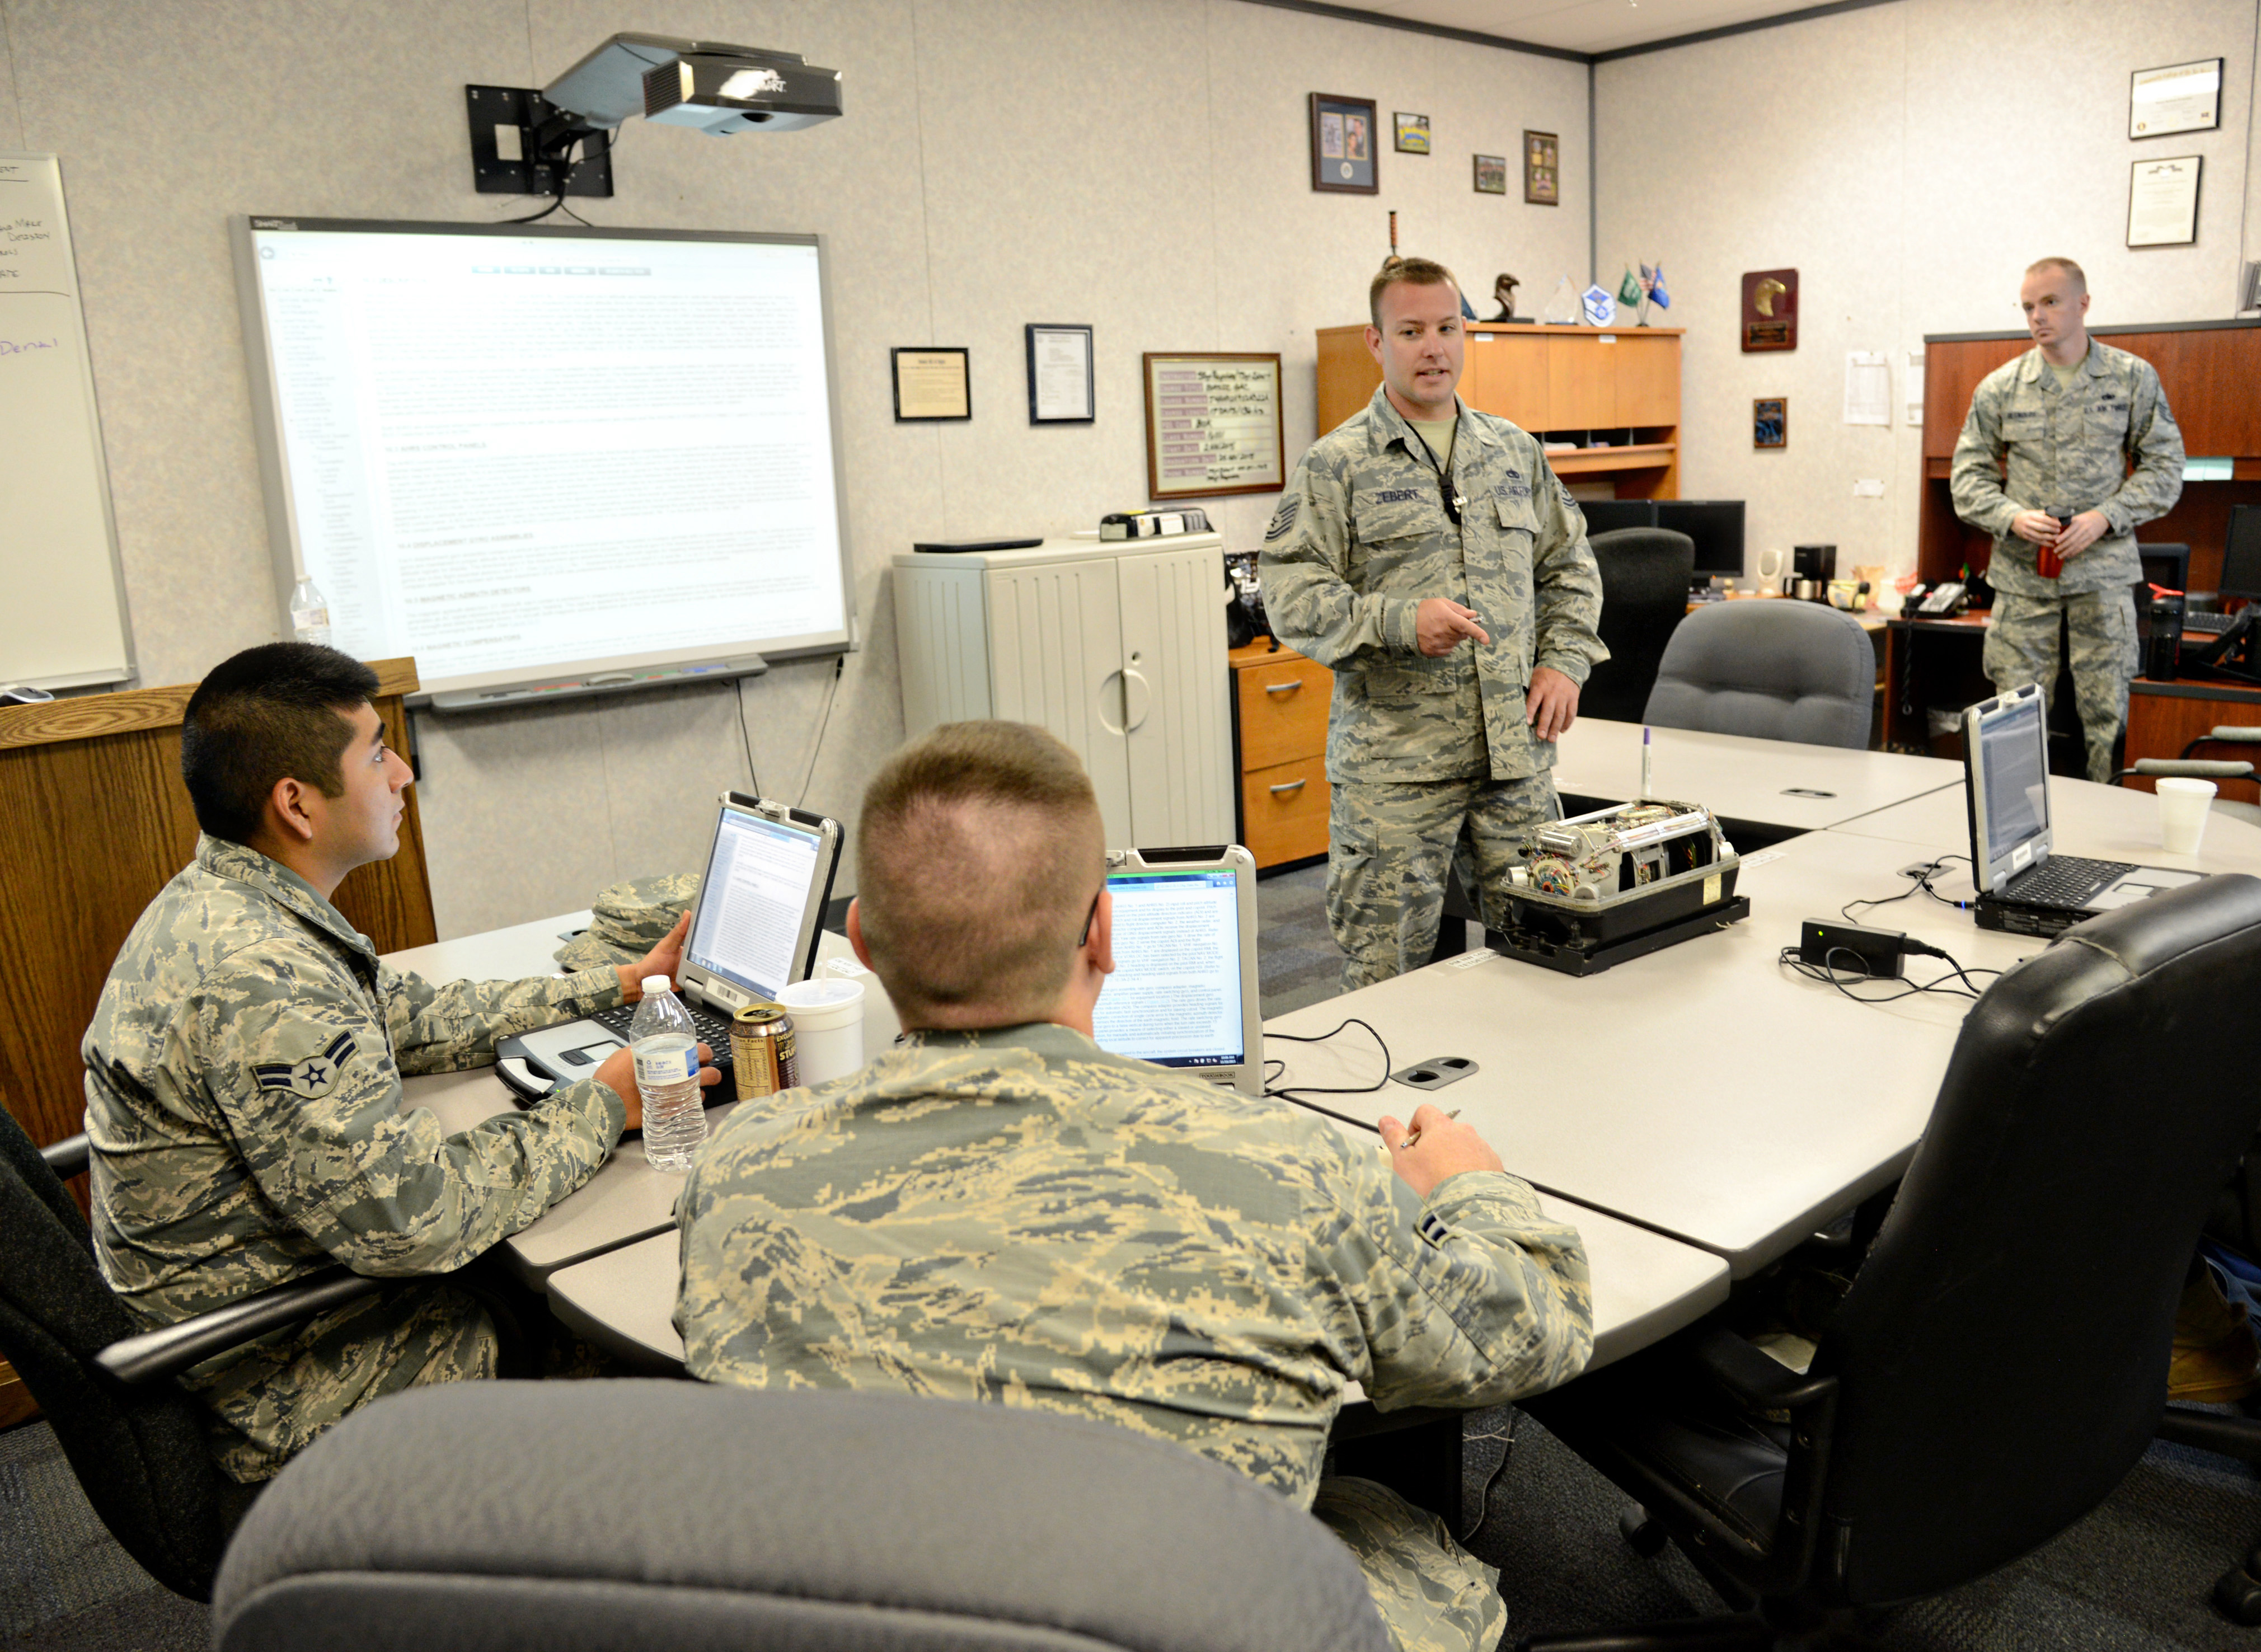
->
[1843, 353, 1890, 426]
[1903, 353, 1925, 425]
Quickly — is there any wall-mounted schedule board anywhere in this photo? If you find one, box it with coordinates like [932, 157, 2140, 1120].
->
[1142, 353, 1285, 501]
[0, 155, 134, 690]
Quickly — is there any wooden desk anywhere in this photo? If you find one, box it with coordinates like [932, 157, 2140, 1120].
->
[2126, 676, 2261, 803]
[1551, 718, 1962, 838]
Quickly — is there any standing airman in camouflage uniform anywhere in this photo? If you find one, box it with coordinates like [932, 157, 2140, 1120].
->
[1950, 256, 2184, 782]
[82, 644, 711, 1481]
[677, 722, 1593, 1652]
[1263, 259, 1606, 989]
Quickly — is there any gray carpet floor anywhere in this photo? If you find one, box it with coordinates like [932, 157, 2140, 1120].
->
[5, 868, 2254, 1649]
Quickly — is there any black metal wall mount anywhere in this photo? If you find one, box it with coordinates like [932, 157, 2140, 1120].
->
[465, 85, 615, 199]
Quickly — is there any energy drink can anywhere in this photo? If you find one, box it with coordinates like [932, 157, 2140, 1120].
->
[730, 1002, 799, 1099]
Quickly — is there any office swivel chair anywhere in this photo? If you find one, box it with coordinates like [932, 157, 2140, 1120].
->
[0, 1106, 389, 1601]
[1644, 600, 1874, 748]
[1517, 874, 2261, 1648]
[2111, 728, 2261, 828]
[210, 1381, 1395, 1652]
[1580, 528, 1695, 723]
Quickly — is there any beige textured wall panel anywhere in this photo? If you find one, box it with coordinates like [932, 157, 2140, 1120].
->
[1597, 0, 2260, 584]
[11, 0, 1585, 937]
[0, 12, 23, 151]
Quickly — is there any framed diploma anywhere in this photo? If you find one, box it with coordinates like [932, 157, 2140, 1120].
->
[1025, 324, 1094, 424]
[1309, 93, 1378, 194]
[892, 347, 970, 421]
[2127, 156, 2201, 248]
[2129, 59, 2221, 139]
[1142, 353, 1285, 500]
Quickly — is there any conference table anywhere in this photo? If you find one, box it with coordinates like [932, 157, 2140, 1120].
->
[384, 720, 2261, 1396]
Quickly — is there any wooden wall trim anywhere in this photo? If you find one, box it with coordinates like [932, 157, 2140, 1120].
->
[0, 658, 418, 752]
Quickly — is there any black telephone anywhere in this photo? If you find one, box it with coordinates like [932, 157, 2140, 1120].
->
[1915, 581, 1967, 616]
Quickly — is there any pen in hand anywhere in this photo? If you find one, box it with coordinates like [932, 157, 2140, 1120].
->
[1387, 1107, 1461, 1151]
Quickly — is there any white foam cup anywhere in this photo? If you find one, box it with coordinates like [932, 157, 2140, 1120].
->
[2156, 776, 2216, 856]
[773, 978, 866, 1085]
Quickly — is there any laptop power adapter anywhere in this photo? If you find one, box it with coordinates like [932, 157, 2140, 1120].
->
[1799, 919, 1907, 979]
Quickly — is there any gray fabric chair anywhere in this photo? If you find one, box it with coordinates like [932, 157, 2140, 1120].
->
[212, 1381, 1395, 1652]
[1580, 528, 1695, 724]
[1643, 600, 1874, 748]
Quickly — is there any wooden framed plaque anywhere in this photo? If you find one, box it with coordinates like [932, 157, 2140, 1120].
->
[892, 347, 970, 421]
[1754, 397, 1786, 449]
[1524, 130, 1559, 205]
[1142, 353, 1285, 500]
[1741, 269, 1798, 352]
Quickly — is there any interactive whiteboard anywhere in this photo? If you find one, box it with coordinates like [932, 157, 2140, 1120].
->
[232, 218, 854, 707]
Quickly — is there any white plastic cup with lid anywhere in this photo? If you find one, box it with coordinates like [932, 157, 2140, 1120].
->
[2156, 776, 2217, 856]
[773, 977, 866, 1085]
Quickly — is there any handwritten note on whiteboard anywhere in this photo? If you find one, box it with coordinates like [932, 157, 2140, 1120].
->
[1142, 353, 1286, 500]
[0, 153, 134, 688]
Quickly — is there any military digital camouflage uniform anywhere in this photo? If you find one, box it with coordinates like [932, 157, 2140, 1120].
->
[1949, 339, 2184, 782]
[1261, 386, 1606, 987]
[676, 1023, 1593, 1652]
[82, 834, 629, 1481]
[553, 870, 702, 972]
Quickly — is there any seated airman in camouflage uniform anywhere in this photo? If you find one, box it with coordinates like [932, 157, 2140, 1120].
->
[1263, 257, 1607, 990]
[1950, 256, 2183, 782]
[676, 721, 1593, 1652]
[82, 644, 712, 1481]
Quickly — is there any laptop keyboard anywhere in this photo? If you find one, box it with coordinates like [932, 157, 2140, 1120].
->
[2000, 856, 2138, 909]
[588, 999, 739, 1066]
[2183, 610, 2237, 636]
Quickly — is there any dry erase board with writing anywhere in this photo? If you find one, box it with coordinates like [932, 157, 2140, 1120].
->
[0, 154, 135, 690]
[233, 217, 856, 706]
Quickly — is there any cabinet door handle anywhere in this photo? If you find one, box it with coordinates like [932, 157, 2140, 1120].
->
[1263, 679, 1305, 696]
[1268, 778, 1308, 796]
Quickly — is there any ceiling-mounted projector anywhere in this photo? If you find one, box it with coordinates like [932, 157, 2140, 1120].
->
[467, 33, 842, 199]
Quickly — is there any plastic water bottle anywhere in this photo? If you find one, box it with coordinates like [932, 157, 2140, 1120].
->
[288, 576, 333, 646]
[630, 975, 706, 1172]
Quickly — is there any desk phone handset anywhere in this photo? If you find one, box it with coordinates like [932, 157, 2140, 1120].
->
[1912, 581, 1967, 616]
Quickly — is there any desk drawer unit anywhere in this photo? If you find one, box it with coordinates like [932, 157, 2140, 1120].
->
[1231, 644, 1333, 867]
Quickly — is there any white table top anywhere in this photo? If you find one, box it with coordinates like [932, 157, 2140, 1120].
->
[389, 921, 893, 1289]
[1266, 827, 2043, 1276]
[546, 1177, 1729, 1381]
[1828, 771, 2261, 877]
[1553, 719, 1962, 834]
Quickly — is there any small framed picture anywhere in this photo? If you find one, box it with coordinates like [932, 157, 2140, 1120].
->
[1309, 93, 1378, 194]
[2128, 154, 2202, 248]
[1025, 324, 1094, 424]
[1754, 397, 1787, 449]
[1394, 112, 1430, 154]
[1524, 130, 1559, 205]
[892, 347, 970, 421]
[2129, 58, 2222, 139]
[1473, 154, 1507, 195]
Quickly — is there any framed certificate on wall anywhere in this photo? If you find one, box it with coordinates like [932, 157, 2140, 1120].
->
[1142, 353, 1284, 500]
[2127, 156, 2201, 248]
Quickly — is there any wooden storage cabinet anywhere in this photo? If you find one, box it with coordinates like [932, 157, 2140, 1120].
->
[1232, 641, 1332, 869]
[1316, 323, 1682, 499]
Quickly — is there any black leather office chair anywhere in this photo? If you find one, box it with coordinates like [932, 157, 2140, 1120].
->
[1518, 874, 2261, 1647]
[1581, 527, 1695, 723]
[1644, 600, 1874, 748]
[210, 1381, 1395, 1652]
[0, 1106, 385, 1601]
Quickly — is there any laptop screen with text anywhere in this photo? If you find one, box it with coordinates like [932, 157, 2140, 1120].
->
[687, 807, 826, 1002]
[1091, 867, 1246, 1071]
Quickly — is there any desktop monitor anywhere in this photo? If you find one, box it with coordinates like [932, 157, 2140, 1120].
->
[2137, 543, 2190, 595]
[1653, 500, 1746, 577]
[2221, 506, 2261, 602]
[1578, 500, 1658, 536]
